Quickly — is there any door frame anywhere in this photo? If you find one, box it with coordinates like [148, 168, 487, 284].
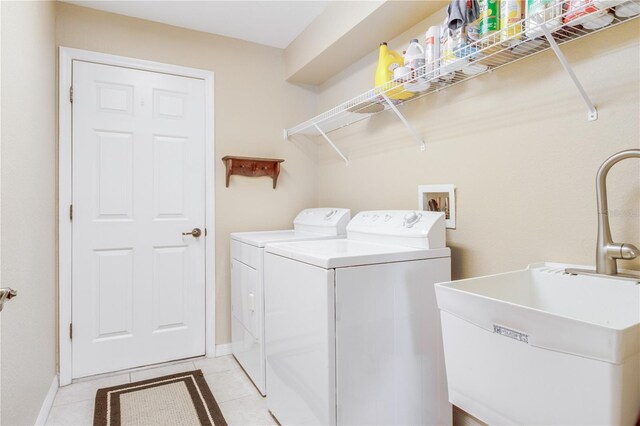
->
[58, 47, 215, 386]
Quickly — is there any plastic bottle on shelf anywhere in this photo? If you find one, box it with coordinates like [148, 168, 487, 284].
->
[478, 0, 500, 38]
[504, 0, 544, 55]
[468, 0, 501, 68]
[424, 26, 441, 79]
[500, 0, 523, 44]
[453, 26, 477, 59]
[375, 42, 401, 86]
[375, 42, 414, 100]
[439, 24, 460, 80]
[459, 26, 487, 75]
[404, 39, 425, 79]
[467, 20, 481, 41]
[404, 39, 430, 92]
[525, 0, 563, 39]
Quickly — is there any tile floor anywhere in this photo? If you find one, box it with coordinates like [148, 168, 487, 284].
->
[46, 356, 276, 426]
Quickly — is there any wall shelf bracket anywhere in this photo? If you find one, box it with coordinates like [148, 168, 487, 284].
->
[541, 24, 598, 121]
[313, 123, 350, 165]
[381, 93, 426, 150]
[222, 156, 284, 189]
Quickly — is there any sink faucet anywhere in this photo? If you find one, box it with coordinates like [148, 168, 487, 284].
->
[595, 149, 640, 276]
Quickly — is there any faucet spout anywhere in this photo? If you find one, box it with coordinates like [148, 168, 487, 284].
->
[595, 149, 640, 275]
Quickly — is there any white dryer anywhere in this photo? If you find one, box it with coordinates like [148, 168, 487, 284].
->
[230, 208, 350, 396]
[264, 210, 452, 425]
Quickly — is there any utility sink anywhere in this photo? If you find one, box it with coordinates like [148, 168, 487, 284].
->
[435, 262, 640, 426]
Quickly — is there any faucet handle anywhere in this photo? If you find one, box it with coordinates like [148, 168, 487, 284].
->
[606, 243, 640, 260]
[620, 244, 639, 260]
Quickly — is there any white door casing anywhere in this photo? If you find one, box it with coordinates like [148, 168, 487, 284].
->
[59, 48, 215, 384]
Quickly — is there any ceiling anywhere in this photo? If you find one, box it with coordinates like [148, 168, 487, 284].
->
[63, 1, 330, 49]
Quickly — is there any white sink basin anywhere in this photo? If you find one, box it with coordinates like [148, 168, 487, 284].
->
[435, 262, 640, 425]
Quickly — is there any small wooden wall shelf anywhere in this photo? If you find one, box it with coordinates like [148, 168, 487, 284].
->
[222, 156, 284, 189]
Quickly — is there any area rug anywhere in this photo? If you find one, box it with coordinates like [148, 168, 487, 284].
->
[94, 369, 227, 426]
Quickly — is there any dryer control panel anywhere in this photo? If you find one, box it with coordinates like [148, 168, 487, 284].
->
[347, 210, 446, 249]
[293, 208, 351, 235]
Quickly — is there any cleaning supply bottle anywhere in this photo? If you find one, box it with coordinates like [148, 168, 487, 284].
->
[375, 42, 413, 100]
[424, 26, 440, 79]
[439, 22, 460, 79]
[500, 0, 523, 44]
[477, 0, 500, 38]
[404, 39, 430, 93]
[404, 39, 426, 82]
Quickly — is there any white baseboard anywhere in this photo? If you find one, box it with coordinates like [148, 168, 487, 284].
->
[215, 343, 232, 357]
[34, 375, 59, 426]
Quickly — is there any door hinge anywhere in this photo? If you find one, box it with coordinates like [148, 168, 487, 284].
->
[69, 323, 73, 340]
[69, 204, 73, 221]
[70, 86, 73, 103]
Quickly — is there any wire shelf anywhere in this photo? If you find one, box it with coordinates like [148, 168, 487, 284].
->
[285, 0, 639, 140]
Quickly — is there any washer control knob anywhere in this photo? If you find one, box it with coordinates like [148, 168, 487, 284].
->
[403, 212, 421, 228]
[324, 209, 336, 220]
[371, 214, 379, 221]
[384, 214, 392, 222]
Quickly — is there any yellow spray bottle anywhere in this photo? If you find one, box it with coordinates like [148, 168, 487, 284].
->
[375, 42, 414, 101]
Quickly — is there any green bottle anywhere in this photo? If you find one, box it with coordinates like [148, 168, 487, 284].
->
[478, 0, 500, 36]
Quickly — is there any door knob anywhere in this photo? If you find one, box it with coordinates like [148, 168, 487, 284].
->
[0, 288, 17, 312]
[182, 228, 202, 238]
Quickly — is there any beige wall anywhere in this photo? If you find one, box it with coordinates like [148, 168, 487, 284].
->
[55, 2, 319, 345]
[285, 1, 383, 82]
[1, 1, 57, 424]
[315, 14, 640, 279]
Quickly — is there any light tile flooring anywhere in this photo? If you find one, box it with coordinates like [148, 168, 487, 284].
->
[46, 356, 276, 426]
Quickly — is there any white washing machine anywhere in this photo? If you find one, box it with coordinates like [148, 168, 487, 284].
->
[264, 210, 452, 426]
[230, 208, 350, 396]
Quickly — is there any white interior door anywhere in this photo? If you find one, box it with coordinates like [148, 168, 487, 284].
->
[72, 60, 206, 378]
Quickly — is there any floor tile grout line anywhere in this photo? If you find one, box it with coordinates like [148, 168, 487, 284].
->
[72, 360, 202, 384]
[50, 397, 97, 408]
[217, 393, 265, 406]
[215, 392, 261, 405]
[199, 367, 241, 376]
[196, 364, 241, 370]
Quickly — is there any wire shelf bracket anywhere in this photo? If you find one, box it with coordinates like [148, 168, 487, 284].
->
[540, 23, 598, 121]
[314, 123, 350, 165]
[381, 93, 426, 151]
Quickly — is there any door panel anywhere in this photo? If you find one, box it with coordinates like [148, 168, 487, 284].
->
[72, 60, 206, 378]
[95, 131, 133, 219]
[152, 245, 188, 331]
[94, 248, 133, 339]
[153, 136, 187, 218]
